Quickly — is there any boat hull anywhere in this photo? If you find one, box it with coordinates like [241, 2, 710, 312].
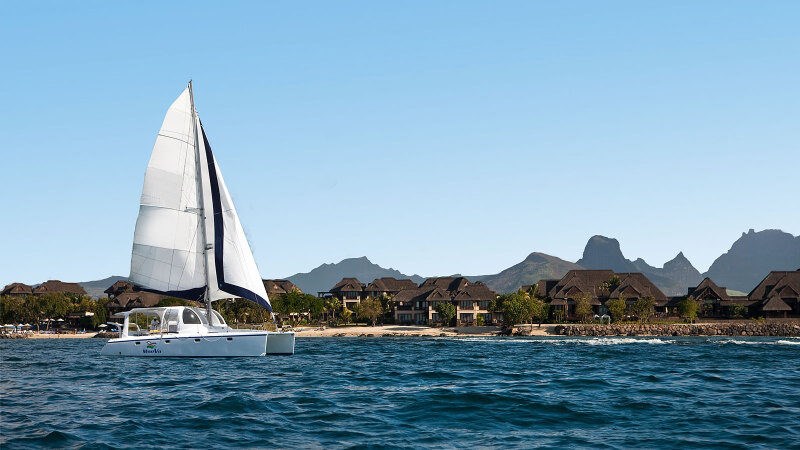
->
[100, 332, 295, 357]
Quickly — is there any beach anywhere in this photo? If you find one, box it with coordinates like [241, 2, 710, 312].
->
[291, 324, 554, 337]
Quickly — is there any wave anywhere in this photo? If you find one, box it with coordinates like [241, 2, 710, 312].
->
[716, 339, 800, 346]
[437, 336, 673, 345]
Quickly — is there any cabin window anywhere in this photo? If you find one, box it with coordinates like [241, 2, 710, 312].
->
[183, 309, 202, 325]
[209, 311, 226, 326]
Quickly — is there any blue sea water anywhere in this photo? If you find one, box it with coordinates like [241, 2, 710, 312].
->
[1, 336, 799, 449]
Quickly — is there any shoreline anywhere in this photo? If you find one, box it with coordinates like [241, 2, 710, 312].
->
[3, 321, 799, 339]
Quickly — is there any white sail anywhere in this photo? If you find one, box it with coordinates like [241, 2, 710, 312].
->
[130, 85, 271, 311]
[195, 117, 271, 309]
[130, 88, 206, 299]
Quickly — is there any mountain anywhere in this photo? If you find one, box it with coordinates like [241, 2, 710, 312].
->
[576, 235, 701, 296]
[704, 229, 800, 293]
[473, 252, 582, 294]
[78, 275, 128, 298]
[285, 256, 425, 295]
[577, 236, 635, 272]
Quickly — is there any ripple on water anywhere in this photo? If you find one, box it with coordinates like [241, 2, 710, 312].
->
[1, 336, 800, 448]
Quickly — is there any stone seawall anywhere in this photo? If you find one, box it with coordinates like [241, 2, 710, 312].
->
[554, 321, 800, 337]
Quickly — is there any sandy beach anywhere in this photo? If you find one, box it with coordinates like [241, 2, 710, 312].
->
[27, 332, 98, 339]
[292, 324, 555, 337]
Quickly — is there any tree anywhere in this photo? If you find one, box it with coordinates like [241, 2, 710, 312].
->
[531, 297, 548, 326]
[606, 298, 627, 323]
[339, 306, 353, 325]
[574, 294, 594, 323]
[355, 297, 383, 326]
[601, 275, 621, 295]
[678, 296, 700, 323]
[500, 291, 535, 327]
[631, 297, 655, 323]
[434, 302, 456, 326]
[37, 293, 70, 330]
[324, 297, 341, 323]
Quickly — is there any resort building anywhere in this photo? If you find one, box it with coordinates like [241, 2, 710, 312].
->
[103, 280, 176, 317]
[536, 270, 668, 320]
[364, 277, 419, 299]
[392, 277, 498, 325]
[318, 276, 498, 325]
[324, 278, 367, 310]
[263, 279, 302, 297]
[1, 282, 33, 296]
[747, 270, 800, 318]
[32, 280, 87, 296]
[321, 277, 420, 311]
[2, 280, 87, 297]
[679, 277, 752, 318]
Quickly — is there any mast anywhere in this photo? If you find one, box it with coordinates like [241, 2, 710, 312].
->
[188, 81, 214, 319]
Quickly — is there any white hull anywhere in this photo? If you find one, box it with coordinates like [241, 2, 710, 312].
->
[101, 331, 295, 357]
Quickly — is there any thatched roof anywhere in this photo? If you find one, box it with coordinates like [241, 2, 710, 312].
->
[365, 277, 418, 292]
[420, 277, 470, 292]
[533, 280, 559, 298]
[611, 273, 668, 306]
[263, 279, 301, 296]
[1, 282, 33, 295]
[761, 296, 792, 311]
[392, 289, 424, 304]
[548, 270, 615, 299]
[106, 291, 167, 309]
[453, 283, 497, 301]
[33, 280, 86, 295]
[688, 277, 731, 302]
[748, 270, 800, 300]
[330, 278, 365, 293]
[104, 280, 134, 297]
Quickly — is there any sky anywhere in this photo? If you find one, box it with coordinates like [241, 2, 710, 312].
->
[1, 1, 798, 286]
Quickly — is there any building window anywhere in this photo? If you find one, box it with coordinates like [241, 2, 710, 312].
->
[459, 301, 473, 309]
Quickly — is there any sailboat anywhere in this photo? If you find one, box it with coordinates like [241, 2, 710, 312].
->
[101, 82, 295, 357]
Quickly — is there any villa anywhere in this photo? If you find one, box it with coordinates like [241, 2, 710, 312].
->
[536, 270, 668, 320]
[747, 269, 800, 318]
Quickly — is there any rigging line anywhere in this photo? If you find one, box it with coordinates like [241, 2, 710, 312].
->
[173, 221, 202, 292]
[156, 132, 195, 147]
[138, 203, 202, 215]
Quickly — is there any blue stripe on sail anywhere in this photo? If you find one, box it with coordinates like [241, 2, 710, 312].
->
[201, 125, 272, 312]
[135, 286, 206, 302]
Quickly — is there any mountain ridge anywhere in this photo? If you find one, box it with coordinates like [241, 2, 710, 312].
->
[22, 229, 799, 299]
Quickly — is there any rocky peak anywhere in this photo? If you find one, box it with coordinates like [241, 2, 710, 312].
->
[576, 235, 635, 272]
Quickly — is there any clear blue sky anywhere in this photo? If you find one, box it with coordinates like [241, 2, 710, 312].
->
[1, 1, 798, 286]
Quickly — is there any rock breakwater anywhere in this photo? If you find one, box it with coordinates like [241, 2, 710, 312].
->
[554, 321, 800, 337]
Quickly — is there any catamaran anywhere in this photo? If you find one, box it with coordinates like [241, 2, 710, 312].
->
[101, 82, 295, 357]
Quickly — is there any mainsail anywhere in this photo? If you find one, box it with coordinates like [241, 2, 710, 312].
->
[130, 84, 271, 311]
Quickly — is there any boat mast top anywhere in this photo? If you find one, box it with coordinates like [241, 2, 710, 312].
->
[188, 81, 214, 318]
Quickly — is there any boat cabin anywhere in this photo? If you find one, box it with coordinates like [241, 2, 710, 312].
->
[112, 306, 229, 337]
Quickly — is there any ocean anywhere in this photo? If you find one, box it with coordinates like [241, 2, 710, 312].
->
[1, 336, 799, 449]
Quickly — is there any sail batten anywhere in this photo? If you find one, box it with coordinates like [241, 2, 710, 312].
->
[129, 85, 271, 311]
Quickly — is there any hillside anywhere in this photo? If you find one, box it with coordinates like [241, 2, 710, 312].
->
[577, 236, 701, 296]
[704, 229, 800, 293]
[78, 275, 128, 298]
[285, 257, 424, 295]
[473, 252, 582, 293]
